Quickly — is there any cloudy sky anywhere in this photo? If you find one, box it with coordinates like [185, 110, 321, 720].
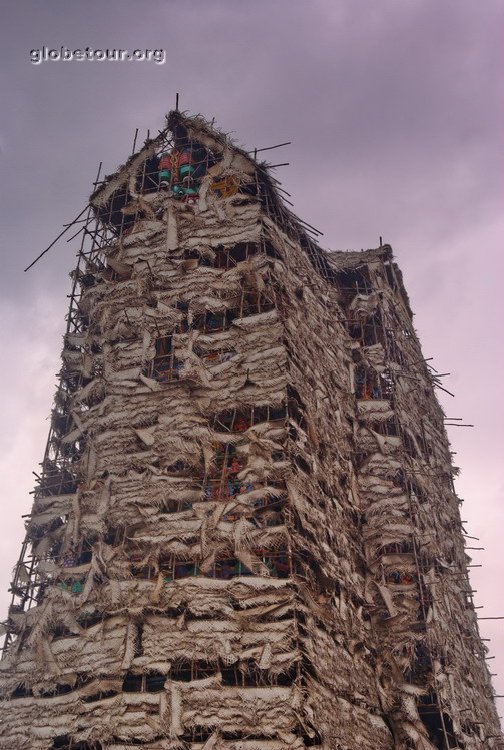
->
[1, 0, 502, 719]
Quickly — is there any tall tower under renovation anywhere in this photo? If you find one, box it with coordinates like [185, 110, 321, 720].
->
[0, 112, 501, 750]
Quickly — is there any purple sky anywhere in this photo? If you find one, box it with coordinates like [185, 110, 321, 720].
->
[1, 0, 502, 720]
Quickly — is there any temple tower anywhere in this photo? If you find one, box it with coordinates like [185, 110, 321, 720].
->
[0, 111, 501, 750]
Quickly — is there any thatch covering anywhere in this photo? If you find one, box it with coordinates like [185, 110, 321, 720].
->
[0, 112, 501, 750]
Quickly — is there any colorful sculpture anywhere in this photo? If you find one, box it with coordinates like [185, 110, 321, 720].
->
[158, 148, 201, 201]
